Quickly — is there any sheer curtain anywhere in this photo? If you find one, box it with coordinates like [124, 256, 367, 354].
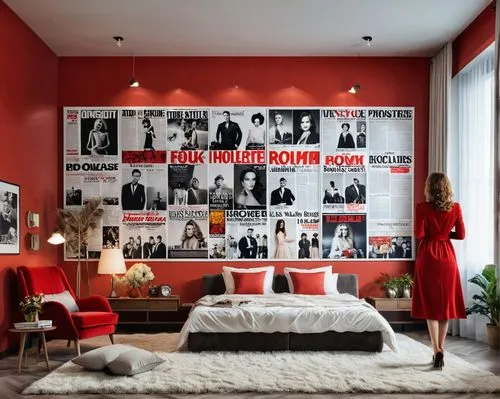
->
[448, 45, 494, 342]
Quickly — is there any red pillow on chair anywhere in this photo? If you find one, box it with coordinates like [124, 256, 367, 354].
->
[288, 271, 326, 295]
[232, 271, 267, 294]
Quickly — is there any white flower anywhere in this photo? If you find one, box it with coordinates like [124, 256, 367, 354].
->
[121, 263, 155, 288]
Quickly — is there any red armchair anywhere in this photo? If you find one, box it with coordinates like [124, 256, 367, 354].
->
[17, 266, 118, 356]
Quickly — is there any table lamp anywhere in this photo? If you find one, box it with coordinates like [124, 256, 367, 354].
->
[97, 248, 127, 298]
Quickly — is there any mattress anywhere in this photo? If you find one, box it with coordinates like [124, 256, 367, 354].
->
[177, 293, 398, 352]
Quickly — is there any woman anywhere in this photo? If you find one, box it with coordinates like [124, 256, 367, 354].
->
[173, 182, 188, 205]
[142, 117, 156, 150]
[273, 219, 294, 259]
[411, 172, 466, 370]
[235, 167, 264, 209]
[295, 112, 319, 145]
[168, 119, 187, 150]
[181, 219, 204, 249]
[246, 113, 265, 150]
[311, 233, 320, 259]
[356, 123, 367, 148]
[337, 122, 355, 149]
[86, 118, 110, 155]
[328, 223, 357, 258]
[270, 112, 292, 145]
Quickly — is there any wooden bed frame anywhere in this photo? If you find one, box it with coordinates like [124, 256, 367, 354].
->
[187, 273, 384, 352]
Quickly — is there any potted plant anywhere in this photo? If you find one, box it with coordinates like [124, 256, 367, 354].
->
[377, 273, 399, 298]
[465, 264, 499, 350]
[398, 273, 414, 298]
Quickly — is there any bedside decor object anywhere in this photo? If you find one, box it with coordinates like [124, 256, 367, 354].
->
[0, 180, 20, 254]
[55, 197, 104, 296]
[148, 285, 159, 297]
[159, 284, 172, 297]
[19, 293, 45, 322]
[121, 263, 155, 298]
[97, 248, 127, 298]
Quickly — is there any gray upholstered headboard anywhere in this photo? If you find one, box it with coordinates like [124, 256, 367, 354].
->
[202, 273, 359, 297]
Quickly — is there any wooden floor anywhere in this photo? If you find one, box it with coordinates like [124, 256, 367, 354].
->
[0, 329, 498, 399]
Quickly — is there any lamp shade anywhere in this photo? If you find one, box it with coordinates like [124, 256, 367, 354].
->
[97, 248, 127, 275]
[47, 231, 65, 245]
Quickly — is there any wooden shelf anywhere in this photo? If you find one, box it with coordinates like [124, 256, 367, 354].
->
[365, 297, 424, 327]
[109, 296, 180, 325]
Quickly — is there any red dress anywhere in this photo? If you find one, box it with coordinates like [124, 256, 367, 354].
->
[411, 202, 466, 320]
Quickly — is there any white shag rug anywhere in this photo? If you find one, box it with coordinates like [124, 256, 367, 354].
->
[23, 334, 500, 395]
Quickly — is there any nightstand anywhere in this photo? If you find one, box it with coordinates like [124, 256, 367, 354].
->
[365, 297, 423, 328]
[108, 296, 180, 327]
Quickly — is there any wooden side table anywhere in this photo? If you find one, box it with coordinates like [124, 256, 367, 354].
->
[9, 326, 56, 375]
[365, 297, 423, 328]
[108, 296, 180, 326]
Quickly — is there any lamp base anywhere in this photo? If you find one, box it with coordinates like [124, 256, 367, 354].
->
[109, 275, 119, 298]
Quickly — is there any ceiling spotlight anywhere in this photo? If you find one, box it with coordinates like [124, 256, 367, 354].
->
[129, 78, 139, 88]
[362, 36, 373, 46]
[113, 36, 124, 47]
[348, 84, 360, 94]
[129, 56, 139, 88]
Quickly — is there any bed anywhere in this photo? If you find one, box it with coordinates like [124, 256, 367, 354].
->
[178, 273, 397, 352]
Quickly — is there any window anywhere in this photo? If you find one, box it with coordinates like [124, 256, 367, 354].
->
[448, 44, 494, 341]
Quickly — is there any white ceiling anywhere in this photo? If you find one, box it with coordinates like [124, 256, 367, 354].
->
[4, 0, 492, 57]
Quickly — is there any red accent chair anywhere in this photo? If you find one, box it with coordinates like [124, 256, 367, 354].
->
[17, 266, 118, 356]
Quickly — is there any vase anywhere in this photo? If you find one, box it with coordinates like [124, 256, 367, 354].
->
[24, 311, 39, 322]
[128, 287, 142, 298]
[385, 288, 397, 298]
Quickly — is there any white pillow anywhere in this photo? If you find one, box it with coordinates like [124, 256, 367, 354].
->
[283, 266, 338, 295]
[44, 290, 80, 312]
[222, 266, 275, 294]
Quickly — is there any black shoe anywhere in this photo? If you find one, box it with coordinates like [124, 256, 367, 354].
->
[433, 351, 444, 370]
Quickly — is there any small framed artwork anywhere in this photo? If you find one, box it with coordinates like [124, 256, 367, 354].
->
[0, 180, 20, 254]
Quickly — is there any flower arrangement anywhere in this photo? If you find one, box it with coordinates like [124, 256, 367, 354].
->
[121, 263, 155, 288]
[19, 293, 45, 320]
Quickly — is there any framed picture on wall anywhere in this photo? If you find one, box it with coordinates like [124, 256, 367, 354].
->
[0, 180, 20, 254]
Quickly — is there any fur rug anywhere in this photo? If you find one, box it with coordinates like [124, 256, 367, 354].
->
[23, 334, 500, 395]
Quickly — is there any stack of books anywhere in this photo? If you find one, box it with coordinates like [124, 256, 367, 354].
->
[14, 320, 52, 329]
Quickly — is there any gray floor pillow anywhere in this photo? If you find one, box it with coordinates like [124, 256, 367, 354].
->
[106, 347, 164, 376]
[72, 344, 135, 370]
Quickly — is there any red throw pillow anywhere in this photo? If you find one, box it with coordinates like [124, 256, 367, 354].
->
[289, 271, 326, 295]
[232, 271, 267, 294]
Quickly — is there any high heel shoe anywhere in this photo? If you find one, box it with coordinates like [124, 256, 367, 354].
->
[433, 351, 444, 370]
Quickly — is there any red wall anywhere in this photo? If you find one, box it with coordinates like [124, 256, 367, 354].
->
[0, 1, 58, 352]
[58, 56, 430, 303]
[453, 1, 495, 75]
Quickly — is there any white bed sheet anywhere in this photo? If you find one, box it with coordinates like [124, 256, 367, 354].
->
[177, 293, 398, 352]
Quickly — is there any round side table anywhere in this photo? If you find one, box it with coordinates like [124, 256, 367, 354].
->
[9, 326, 56, 375]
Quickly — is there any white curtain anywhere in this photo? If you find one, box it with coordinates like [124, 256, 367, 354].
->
[448, 45, 494, 342]
[494, 0, 500, 351]
[429, 42, 452, 173]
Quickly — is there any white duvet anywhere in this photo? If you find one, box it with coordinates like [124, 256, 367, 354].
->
[177, 293, 398, 352]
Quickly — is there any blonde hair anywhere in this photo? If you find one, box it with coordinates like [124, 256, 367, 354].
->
[424, 172, 454, 211]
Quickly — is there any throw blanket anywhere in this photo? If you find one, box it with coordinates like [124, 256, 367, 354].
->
[178, 293, 398, 351]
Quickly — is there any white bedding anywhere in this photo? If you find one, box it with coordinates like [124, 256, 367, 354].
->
[177, 293, 398, 352]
